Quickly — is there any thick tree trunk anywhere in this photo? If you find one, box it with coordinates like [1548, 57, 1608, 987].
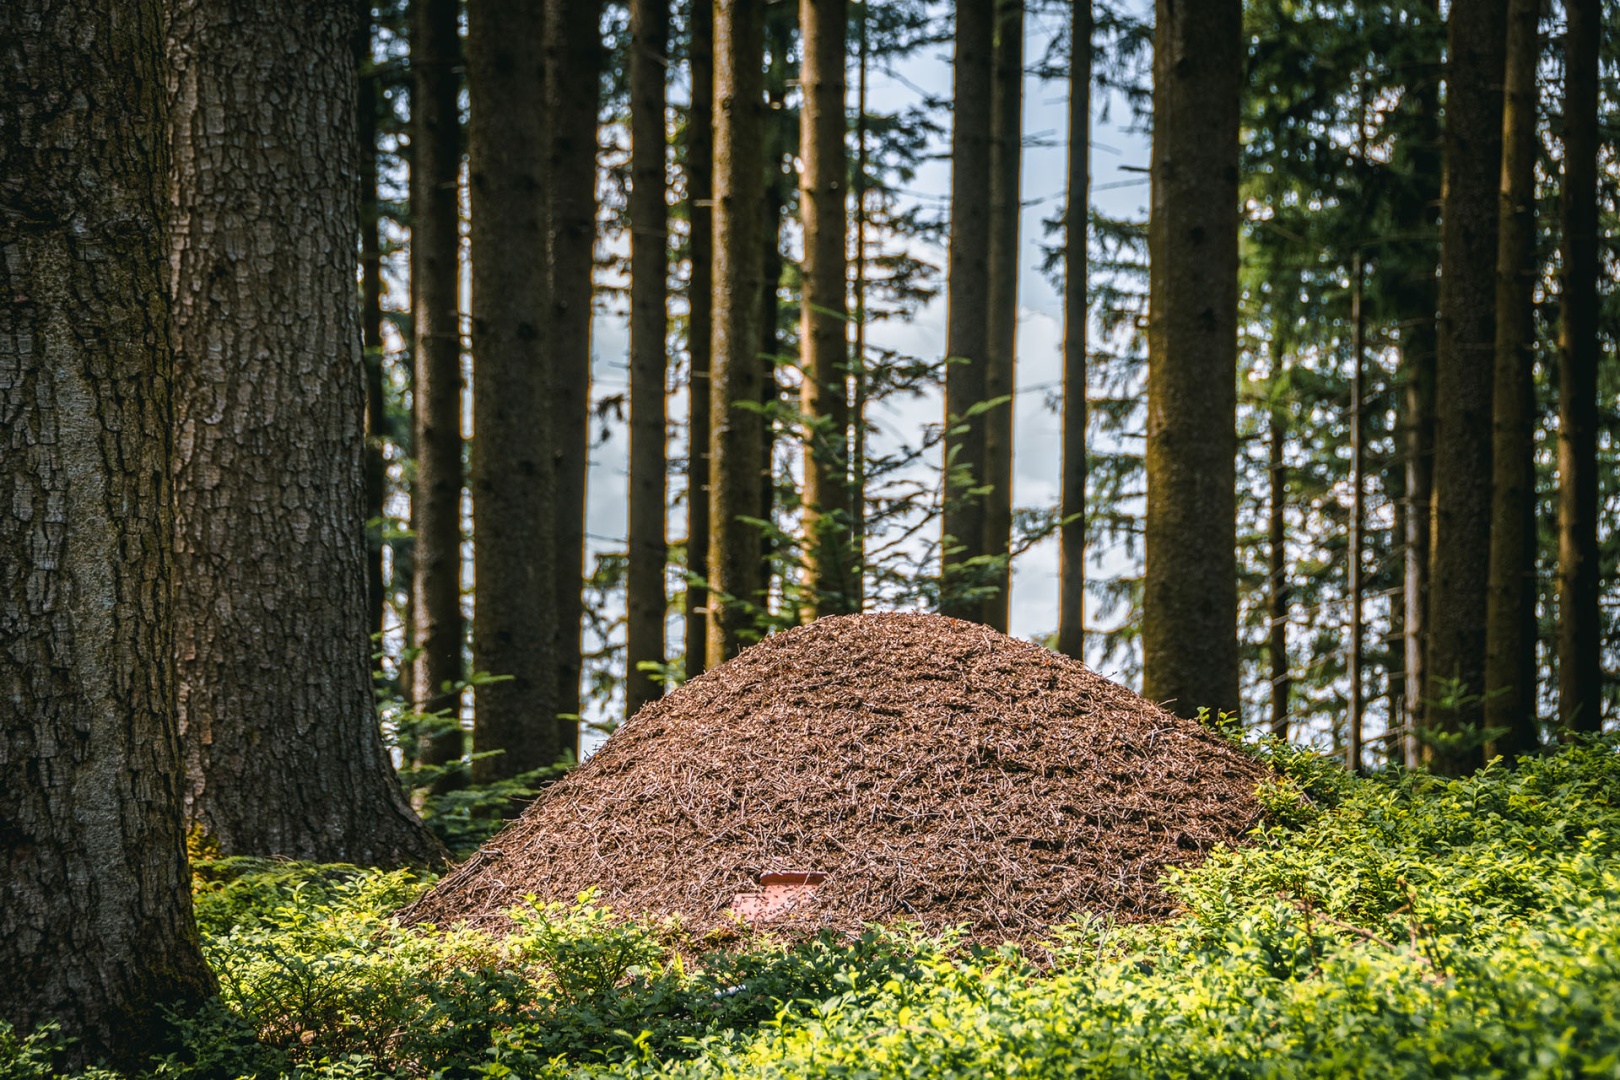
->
[168, 0, 442, 864]
[357, 7, 388, 652]
[468, 0, 561, 782]
[982, 0, 1024, 633]
[1558, 0, 1603, 734]
[683, 0, 716, 677]
[627, 0, 670, 717]
[1057, 0, 1090, 663]
[705, 0, 769, 666]
[800, 0, 855, 619]
[1484, 0, 1541, 759]
[0, 2, 216, 1064]
[1142, 0, 1241, 720]
[1426, 0, 1506, 774]
[941, 0, 996, 621]
[411, 0, 467, 777]
[545, 0, 601, 751]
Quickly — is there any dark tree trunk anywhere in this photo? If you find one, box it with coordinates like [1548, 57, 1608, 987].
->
[850, 6, 870, 607]
[757, 186, 786, 595]
[1558, 0, 1603, 734]
[0, 2, 216, 1064]
[1396, 0, 1443, 770]
[1484, 0, 1541, 759]
[627, 0, 670, 717]
[941, 0, 995, 621]
[1057, 0, 1090, 663]
[1268, 367, 1291, 740]
[683, 0, 716, 676]
[545, 0, 601, 751]
[1426, 0, 1507, 774]
[705, 0, 769, 665]
[356, 5, 388, 653]
[168, 0, 443, 864]
[800, 0, 855, 619]
[411, 0, 467, 778]
[1142, 0, 1241, 719]
[982, 0, 1024, 633]
[1348, 252, 1365, 772]
[467, 0, 561, 782]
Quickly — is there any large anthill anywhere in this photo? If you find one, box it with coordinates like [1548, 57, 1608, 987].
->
[403, 614, 1268, 941]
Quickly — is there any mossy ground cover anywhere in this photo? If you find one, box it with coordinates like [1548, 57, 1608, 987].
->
[8, 736, 1619, 1079]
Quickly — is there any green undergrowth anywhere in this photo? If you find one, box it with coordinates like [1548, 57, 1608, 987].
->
[9, 737, 1620, 1079]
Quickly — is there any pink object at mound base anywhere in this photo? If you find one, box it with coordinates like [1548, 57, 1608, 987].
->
[730, 870, 827, 922]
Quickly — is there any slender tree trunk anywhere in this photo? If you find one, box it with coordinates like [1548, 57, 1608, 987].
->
[1558, 0, 1603, 734]
[1399, 2, 1443, 769]
[941, 0, 996, 621]
[0, 2, 216, 1064]
[1348, 252, 1365, 772]
[1058, 0, 1091, 662]
[800, 0, 855, 619]
[468, 0, 560, 783]
[1268, 362, 1291, 740]
[1142, 0, 1242, 719]
[982, 0, 1024, 632]
[168, 0, 442, 864]
[627, 0, 670, 717]
[411, 0, 467, 778]
[1427, 0, 1507, 774]
[546, 0, 601, 753]
[758, 183, 787, 587]
[705, 0, 769, 665]
[1485, 0, 1541, 759]
[684, 0, 716, 677]
[357, 6, 388, 652]
[850, 6, 870, 606]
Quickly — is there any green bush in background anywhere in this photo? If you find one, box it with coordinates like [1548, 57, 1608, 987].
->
[7, 737, 1619, 1079]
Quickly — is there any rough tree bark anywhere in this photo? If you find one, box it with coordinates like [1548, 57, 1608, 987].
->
[1558, 0, 1603, 735]
[706, 0, 769, 666]
[0, 2, 216, 1065]
[411, 0, 467, 777]
[467, 0, 561, 783]
[684, 0, 716, 677]
[940, 0, 996, 622]
[982, 0, 1024, 633]
[167, 0, 442, 864]
[1484, 0, 1541, 759]
[546, 0, 602, 748]
[800, 0, 856, 619]
[1427, 0, 1507, 774]
[627, 0, 670, 717]
[1141, 0, 1242, 720]
[1057, 0, 1090, 662]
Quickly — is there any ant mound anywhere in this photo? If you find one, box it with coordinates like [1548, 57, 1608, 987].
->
[403, 613, 1269, 941]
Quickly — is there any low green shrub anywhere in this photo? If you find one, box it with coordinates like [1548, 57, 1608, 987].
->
[7, 737, 1618, 1078]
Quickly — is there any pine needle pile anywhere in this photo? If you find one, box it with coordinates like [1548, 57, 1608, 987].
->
[403, 614, 1269, 941]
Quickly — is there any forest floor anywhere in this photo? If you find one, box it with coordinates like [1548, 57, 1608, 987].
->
[8, 733, 1620, 1078]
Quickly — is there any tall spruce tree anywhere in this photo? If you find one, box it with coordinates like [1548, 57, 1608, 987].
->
[1142, 0, 1242, 719]
[940, 0, 995, 621]
[546, 0, 602, 747]
[684, 0, 717, 676]
[167, 0, 442, 863]
[467, 0, 561, 784]
[627, 0, 670, 716]
[1427, 0, 1507, 773]
[706, 0, 769, 665]
[1557, 0, 1603, 735]
[800, 0, 855, 618]
[1484, 0, 1541, 758]
[982, 0, 1024, 633]
[411, 0, 467, 776]
[0, 0, 217, 1063]
[1058, 0, 1091, 662]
